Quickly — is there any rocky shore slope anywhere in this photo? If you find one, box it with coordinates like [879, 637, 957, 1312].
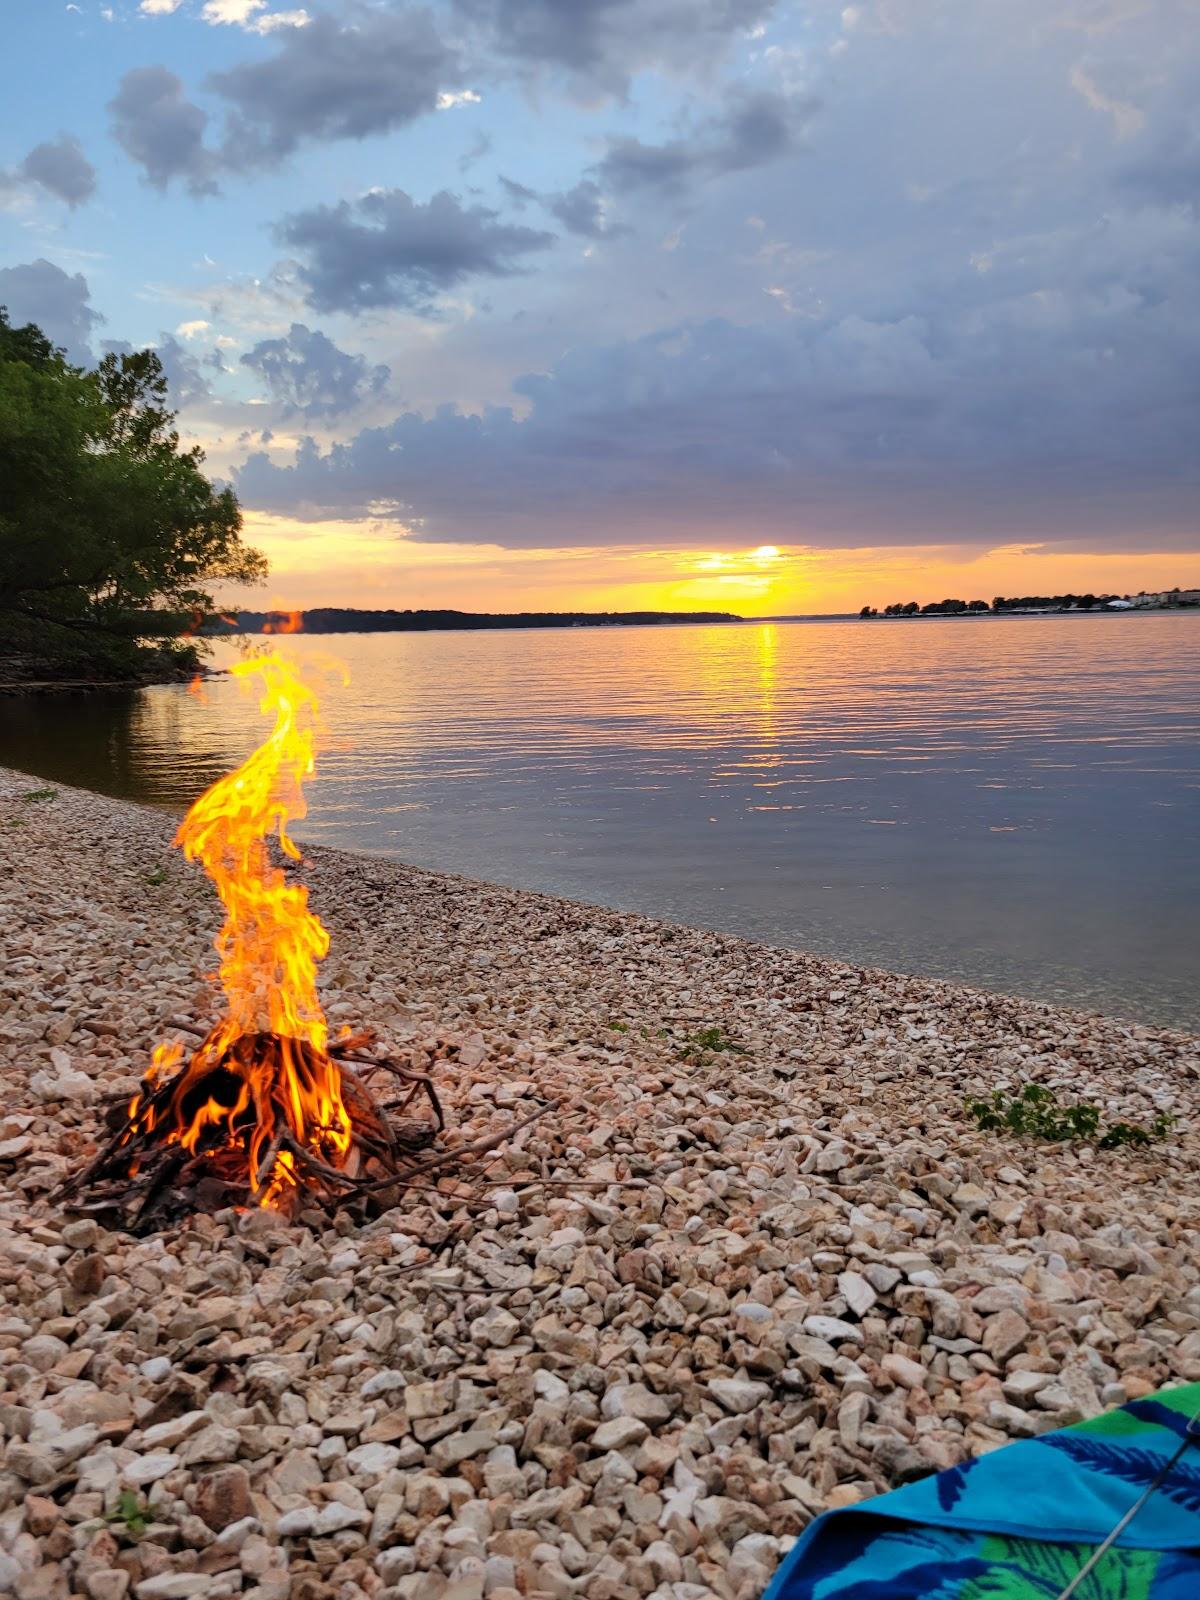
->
[2, 766, 1199, 1600]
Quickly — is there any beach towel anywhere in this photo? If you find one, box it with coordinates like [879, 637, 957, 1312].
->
[763, 1382, 1200, 1599]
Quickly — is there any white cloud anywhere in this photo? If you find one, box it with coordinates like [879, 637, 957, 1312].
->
[176, 318, 210, 338]
[436, 90, 482, 110]
[139, 0, 182, 13]
[251, 8, 308, 31]
[201, 0, 309, 32]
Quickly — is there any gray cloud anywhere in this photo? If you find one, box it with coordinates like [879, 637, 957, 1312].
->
[277, 188, 556, 313]
[450, 0, 778, 97]
[102, 333, 221, 408]
[1118, 72, 1200, 213]
[597, 88, 813, 196]
[210, 6, 460, 165]
[234, 229, 1200, 550]
[19, 135, 97, 207]
[545, 179, 614, 238]
[240, 322, 389, 417]
[109, 66, 217, 195]
[498, 175, 539, 210]
[0, 259, 101, 362]
[528, 87, 813, 239]
[156, 335, 225, 408]
[108, 9, 461, 191]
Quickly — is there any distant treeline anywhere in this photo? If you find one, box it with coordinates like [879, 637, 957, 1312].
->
[208, 607, 743, 635]
[860, 589, 1199, 618]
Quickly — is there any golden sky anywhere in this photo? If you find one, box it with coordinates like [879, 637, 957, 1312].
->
[233, 514, 1199, 617]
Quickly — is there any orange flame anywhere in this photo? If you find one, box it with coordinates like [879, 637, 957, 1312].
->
[125, 648, 351, 1206]
[182, 651, 330, 1051]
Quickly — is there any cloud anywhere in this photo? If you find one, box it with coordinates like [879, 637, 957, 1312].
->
[546, 179, 617, 238]
[449, 0, 779, 97]
[234, 228, 1200, 551]
[139, 0, 308, 26]
[104, 331, 222, 408]
[516, 86, 814, 239]
[1118, 69, 1200, 212]
[1069, 62, 1144, 140]
[19, 135, 97, 208]
[596, 87, 817, 197]
[201, 0, 310, 31]
[499, 175, 539, 210]
[0, 259, 101, 362]
[155, 333, 226, 405]
[209, 6, 460, 166]
[240, 322, 389, 416]
[276, 188, 556, 313]
[110, 8, 461, 190]
[109, 66, 218, 195]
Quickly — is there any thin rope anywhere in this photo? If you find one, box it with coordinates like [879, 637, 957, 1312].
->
[1055, 1413, 1200, 1600]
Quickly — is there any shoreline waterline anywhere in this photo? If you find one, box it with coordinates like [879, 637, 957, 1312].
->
[1, 759, 1196, 1040]
[3, 603, 1199, 1034]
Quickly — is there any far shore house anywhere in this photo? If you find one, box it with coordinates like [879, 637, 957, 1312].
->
[1125, 588, 1200, 608]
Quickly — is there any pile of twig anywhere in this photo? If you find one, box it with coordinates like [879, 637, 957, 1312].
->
[54, 1021, 556, 1232]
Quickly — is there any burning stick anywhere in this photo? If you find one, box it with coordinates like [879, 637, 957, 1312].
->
[56, 647, 450, 1229]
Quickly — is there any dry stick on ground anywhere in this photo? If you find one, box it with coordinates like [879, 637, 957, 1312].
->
[318, 1099, 565, 1205]
[335, 1049, 446, 1131]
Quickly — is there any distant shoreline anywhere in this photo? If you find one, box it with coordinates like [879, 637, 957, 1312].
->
[209, 606, 745, 636]
[761, 607, 1200, 623]
[856, 589, 1200, 621]
[212, 605, 1200, 638]
[857, 606, 1200, 620]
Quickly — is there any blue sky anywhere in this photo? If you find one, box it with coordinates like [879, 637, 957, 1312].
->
[2, 0, 1197, 612]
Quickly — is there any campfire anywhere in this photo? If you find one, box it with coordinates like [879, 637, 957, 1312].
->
[60, 647, 447, 1228]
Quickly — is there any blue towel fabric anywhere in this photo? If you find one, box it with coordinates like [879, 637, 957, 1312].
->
[762, 1384, 1200, 1599]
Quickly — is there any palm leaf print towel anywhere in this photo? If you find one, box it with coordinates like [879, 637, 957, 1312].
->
[762, 1383, 1200, 1600]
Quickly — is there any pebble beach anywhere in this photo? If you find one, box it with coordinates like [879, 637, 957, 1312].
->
[2, 763, 1199, 1600]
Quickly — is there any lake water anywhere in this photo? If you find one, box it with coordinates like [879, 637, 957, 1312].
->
[3, 614, 1198, 1029]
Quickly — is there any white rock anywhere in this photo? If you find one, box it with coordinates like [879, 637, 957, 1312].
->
[122, 1452, 181, 1486]
[345, 1441, 401, 1477]
[707, 1378, 771, 1415]
[838, 1271, 877, 1318]
[804, 1315, 863, 1345]
[134, 1577, 213, 1599]
[361, 1369, 406, 1399]
[592, 1417, 649, 1450]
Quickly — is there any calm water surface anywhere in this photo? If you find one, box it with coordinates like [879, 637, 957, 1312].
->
[3, 615, 1198, 1029]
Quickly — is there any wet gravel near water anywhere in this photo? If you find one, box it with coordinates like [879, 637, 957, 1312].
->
[2, 767, 1199, 1600]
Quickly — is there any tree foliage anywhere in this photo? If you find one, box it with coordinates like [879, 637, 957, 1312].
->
[0, 309, 266, 678]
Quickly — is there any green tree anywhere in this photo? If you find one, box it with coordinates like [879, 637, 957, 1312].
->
[0, 309, 266, 679]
